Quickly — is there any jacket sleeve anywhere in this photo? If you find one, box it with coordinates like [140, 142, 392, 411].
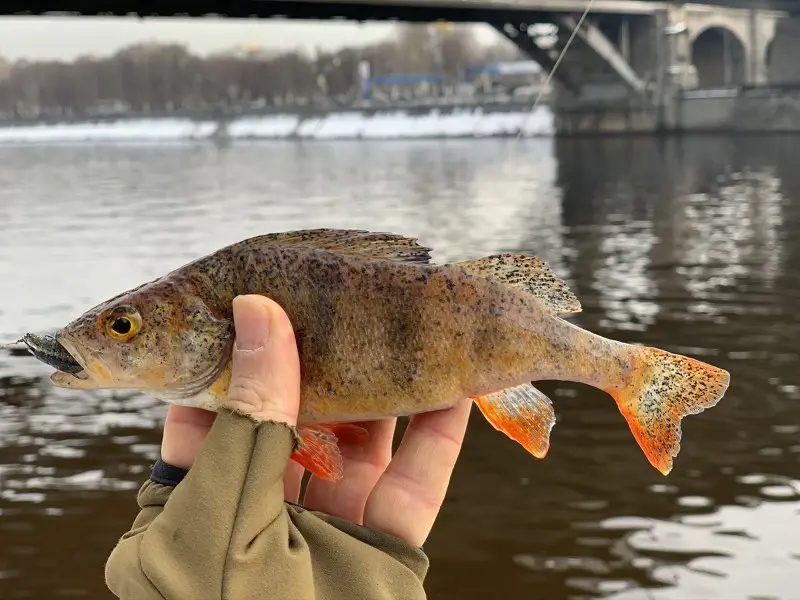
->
[105, 409, 430, 600]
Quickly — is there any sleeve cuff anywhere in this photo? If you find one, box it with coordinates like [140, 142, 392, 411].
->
[150, 459, 189, 487]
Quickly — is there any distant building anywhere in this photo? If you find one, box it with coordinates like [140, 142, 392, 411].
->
[212, 41, 272, 59]
[463, 60, 550, 97]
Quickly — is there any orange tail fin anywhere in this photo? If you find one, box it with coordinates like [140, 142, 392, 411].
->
[608, 347, 730, 475]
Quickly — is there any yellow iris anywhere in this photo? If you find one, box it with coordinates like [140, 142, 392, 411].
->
[105, 308, 142, 342]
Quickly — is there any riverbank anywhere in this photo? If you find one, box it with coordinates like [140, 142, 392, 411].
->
[0, 103, 553, 143]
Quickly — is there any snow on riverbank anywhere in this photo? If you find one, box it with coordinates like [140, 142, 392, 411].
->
[0, 107, 554, 144]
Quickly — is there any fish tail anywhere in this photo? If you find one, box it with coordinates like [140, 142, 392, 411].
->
[607, 346, 730, 475]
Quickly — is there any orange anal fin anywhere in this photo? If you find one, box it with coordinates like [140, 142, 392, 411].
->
[472, 383, 556, 459]
[290, 423, 369, 482]
[327, 423, 369, 445]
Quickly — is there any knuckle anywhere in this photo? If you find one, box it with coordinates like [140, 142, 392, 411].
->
[225, 375, 296, 425]
[226, 375, 268, 411]
[384, 469, 444, 512]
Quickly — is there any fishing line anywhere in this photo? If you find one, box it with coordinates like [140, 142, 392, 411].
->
[508, 8, 666, 598]
[515, 0, 597, 143]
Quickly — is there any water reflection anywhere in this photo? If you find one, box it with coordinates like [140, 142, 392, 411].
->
[0, 137, 799, 599]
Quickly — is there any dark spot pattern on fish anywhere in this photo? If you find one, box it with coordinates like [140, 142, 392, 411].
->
[387, 299, 424, 387]
[471, 324, 500, 367]
[297, 252, 347, 386]
[385, 266, 430, 390]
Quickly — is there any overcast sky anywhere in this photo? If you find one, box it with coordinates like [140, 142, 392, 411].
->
[0, 16, 498, 61]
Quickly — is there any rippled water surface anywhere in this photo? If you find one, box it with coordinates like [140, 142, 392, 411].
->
[0, 137, 798, 599]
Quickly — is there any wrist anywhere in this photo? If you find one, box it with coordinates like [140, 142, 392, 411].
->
[150, 458, 189, 487]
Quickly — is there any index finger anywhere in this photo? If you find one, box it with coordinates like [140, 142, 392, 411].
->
[363, 398, 472, 547]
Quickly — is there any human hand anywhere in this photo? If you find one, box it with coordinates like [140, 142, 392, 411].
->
[161, 294, 472, 547]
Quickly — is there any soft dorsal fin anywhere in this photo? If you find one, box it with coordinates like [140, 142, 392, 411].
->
[454, 254, 581, 315]
[236, 228, 433, 264]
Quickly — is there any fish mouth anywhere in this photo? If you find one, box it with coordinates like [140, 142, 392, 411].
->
[48, 332, 116, 389]
[22, 332, 86, 376]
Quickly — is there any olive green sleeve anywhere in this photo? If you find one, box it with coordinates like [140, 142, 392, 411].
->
[105, 409, 429, 600]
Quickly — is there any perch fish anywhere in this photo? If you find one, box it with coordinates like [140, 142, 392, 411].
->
[22, 229, 730, 481]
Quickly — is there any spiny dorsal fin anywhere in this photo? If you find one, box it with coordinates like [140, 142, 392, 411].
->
[455, 254, 581, 315]
[237, 228, 433, 264]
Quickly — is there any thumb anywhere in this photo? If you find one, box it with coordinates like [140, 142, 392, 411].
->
[224, 294, 300, 426]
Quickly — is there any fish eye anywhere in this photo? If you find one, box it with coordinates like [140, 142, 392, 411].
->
[105, 307, 142, 342]
[112, 318, 131, 335]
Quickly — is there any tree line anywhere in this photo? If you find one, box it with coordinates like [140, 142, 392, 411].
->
[0, 24, 523, 121]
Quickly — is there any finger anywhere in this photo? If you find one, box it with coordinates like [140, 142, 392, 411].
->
[303, 418, 396, 524]
[283, 461, 305, 503]
[161, 405, 218, 469]
[165, 405, 218, 430]
[364, 399, 472, 547]
[224, 295, 300, 426]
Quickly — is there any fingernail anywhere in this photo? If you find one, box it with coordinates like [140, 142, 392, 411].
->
[233, 296, 270, 351]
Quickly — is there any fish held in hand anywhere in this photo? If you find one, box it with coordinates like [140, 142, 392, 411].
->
[29, 229, 730, 481]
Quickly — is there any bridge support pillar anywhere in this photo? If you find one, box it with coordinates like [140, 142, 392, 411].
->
[558, 14, 646, 94]
[537, 4, 788, 135]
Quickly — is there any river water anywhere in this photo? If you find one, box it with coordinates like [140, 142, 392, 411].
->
[0, 137, 798, 599]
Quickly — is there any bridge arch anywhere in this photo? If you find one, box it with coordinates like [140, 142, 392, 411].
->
[762, 19, 800, 84]
[765, 38, 775, 82]
[691, 26, 747, 87]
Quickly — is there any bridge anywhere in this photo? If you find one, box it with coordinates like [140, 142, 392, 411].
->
[8, 0, 800, 133]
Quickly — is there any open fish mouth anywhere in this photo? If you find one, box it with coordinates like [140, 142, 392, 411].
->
[21, 333, 87, 377]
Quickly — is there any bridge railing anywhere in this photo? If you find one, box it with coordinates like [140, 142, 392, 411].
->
[680, 82, 800, 100]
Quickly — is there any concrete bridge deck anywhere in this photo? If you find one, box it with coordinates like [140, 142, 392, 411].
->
[0, 0, 797, 19]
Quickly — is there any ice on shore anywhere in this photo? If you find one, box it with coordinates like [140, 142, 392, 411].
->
[0, 107, 554, 144]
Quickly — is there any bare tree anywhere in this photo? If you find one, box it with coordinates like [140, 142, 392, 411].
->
[0, 27, 527, 120]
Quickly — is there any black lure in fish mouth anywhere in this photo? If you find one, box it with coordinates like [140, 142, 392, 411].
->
[20, 333, 85, 375]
